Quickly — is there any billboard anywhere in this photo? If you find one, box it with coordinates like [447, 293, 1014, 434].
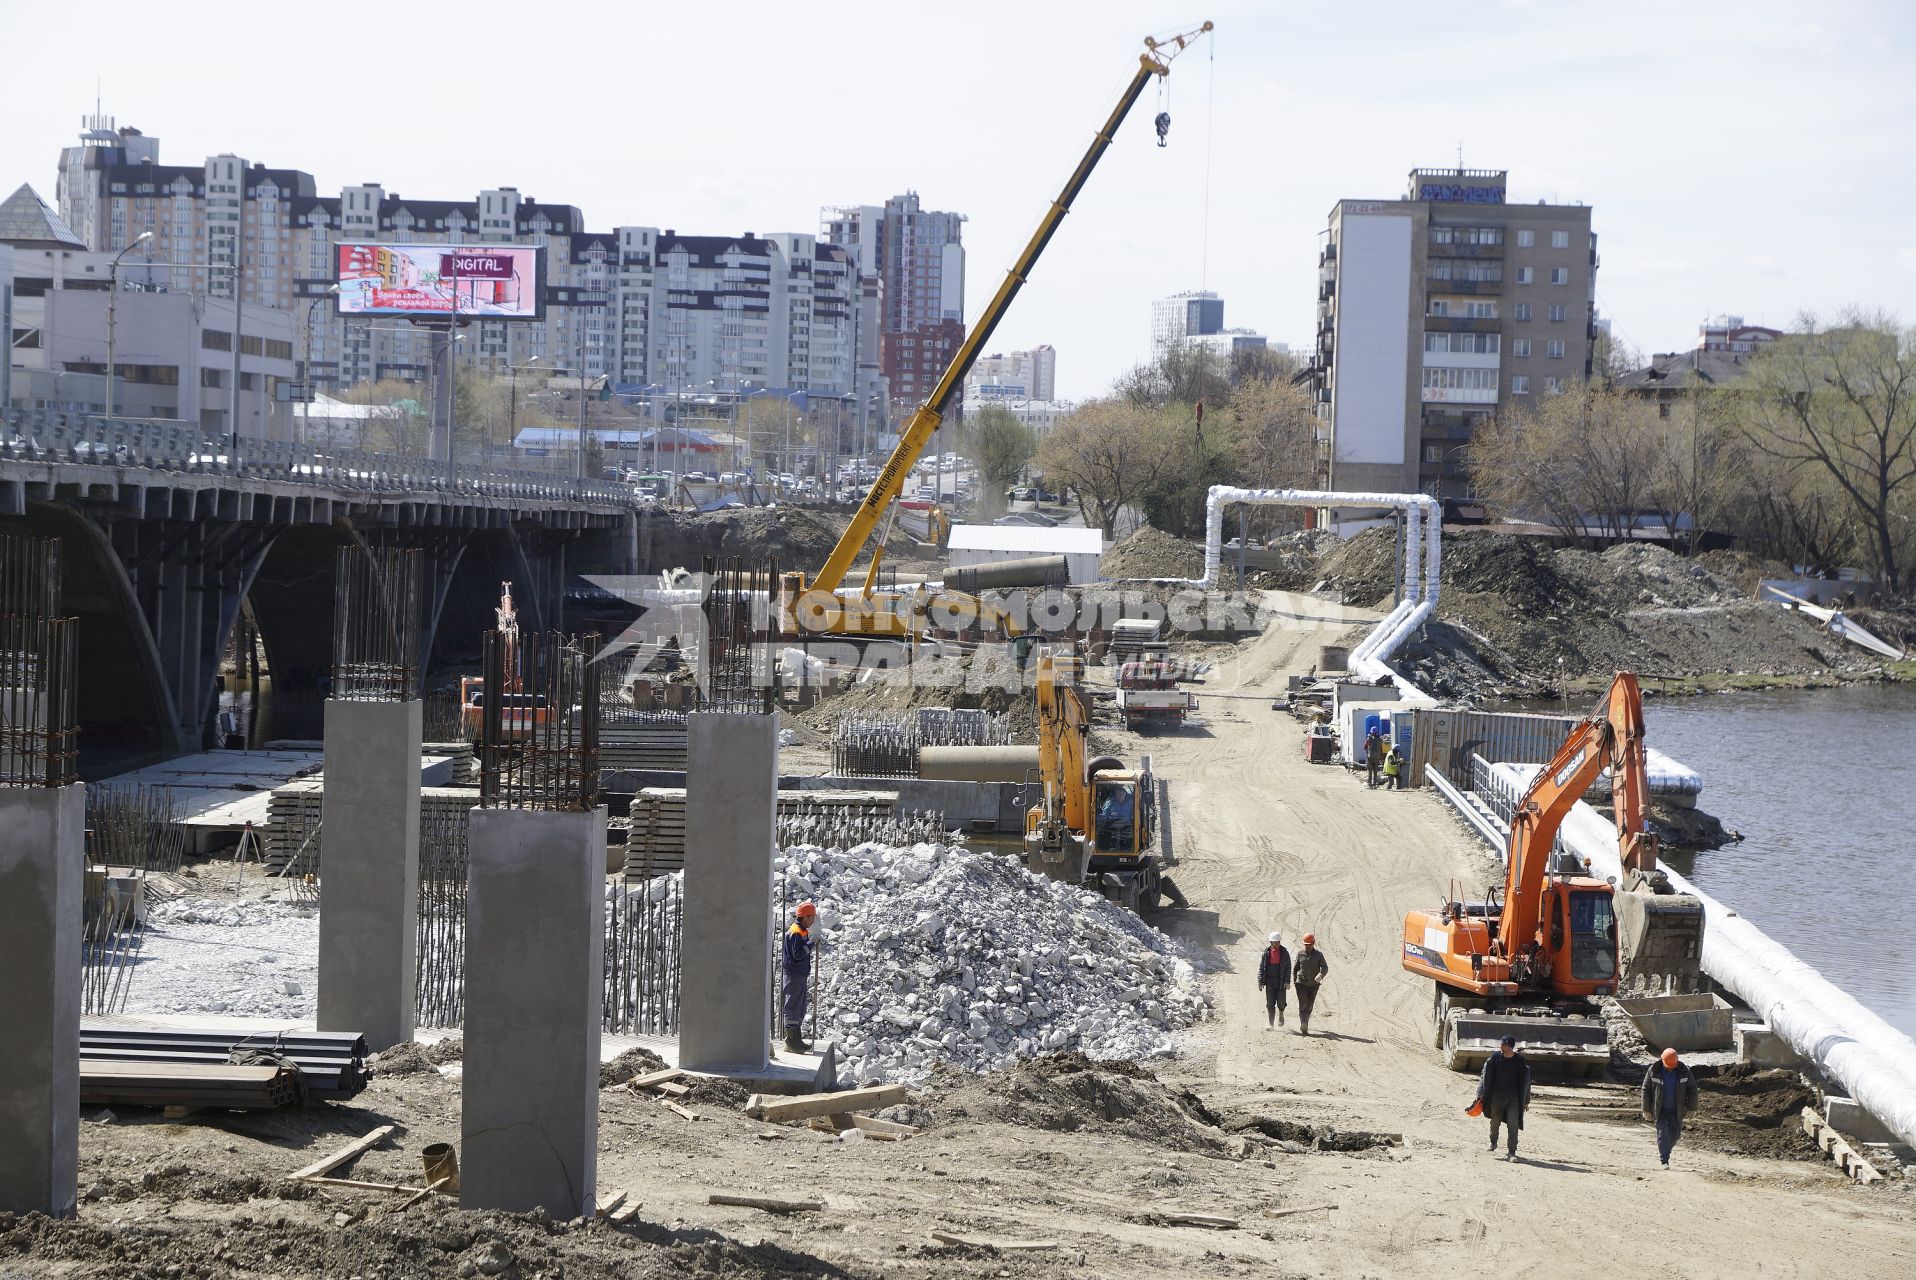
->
[334, 243, 544, 320]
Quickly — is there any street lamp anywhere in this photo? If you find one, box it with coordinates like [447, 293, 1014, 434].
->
[301, 284, 341, 444]
[105, 231, 154, 421]
[508, 356, 543, 459]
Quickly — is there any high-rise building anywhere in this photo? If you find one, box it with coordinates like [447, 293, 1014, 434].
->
[964, 345, 1056, 402]
[1151, 290, 1224, 346]
[823, 192, 965, 412]
[1312, 168, 1597, 501]
[52, 116, 864, 411]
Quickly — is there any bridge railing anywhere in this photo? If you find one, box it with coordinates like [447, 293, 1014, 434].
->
[0, 410, 639, 507]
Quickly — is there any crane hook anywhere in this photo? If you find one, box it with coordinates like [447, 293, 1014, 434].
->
[1154, 111, 1171, 147]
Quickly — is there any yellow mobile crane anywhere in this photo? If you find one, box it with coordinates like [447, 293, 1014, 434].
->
[781, 21, 1213, 644]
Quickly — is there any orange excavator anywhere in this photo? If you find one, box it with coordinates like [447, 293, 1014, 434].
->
[1402, 672, 1706, 1072]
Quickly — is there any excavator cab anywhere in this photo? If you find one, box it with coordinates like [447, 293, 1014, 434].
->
[1091, 776, 1141, 856]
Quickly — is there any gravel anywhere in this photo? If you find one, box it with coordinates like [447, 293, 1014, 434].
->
[127, 895, 319, 1020]
[781, 841, 1209, 1087]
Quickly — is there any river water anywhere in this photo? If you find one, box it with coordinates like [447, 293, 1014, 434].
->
[1644, 683, 1916, 1039]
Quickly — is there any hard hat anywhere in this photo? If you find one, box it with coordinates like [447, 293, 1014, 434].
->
[1267, 931, 1282, 943]
[1660, 1047, 1679, 1067]
[795, 900, 817, 919]
[1302, 933, 1315, 945]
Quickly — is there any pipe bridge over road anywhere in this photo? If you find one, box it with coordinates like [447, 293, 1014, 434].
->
[1, 412, 642, 768]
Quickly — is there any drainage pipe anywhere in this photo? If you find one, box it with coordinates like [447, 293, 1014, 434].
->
[1493, 761, 1916, 1150]
[917, 745, 1042, 783]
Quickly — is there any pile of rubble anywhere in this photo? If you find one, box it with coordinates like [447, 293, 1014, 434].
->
[1099, 527, 1204, 580]
[779, 841, 1208, 1086]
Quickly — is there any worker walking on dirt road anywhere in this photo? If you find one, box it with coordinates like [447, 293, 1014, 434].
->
[1292, 933, 1329, 1034]
[1478, 1035, 1532, 1160]
[781, 901, 817, 1054]
[1641, 1047, 1700, 1169]
[1256, 931, 1292, 1029]
[1363, 730, 1384, 788]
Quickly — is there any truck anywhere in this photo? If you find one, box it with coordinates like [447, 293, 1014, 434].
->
[1116, 659, 1195, 730]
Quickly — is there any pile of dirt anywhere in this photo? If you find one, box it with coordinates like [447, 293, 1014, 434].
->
[930, 1053, 1232, 1153]
[799, 655, 1034, 739]
[680, 1075, 751, 1109]
[1100, 526, 1204, 580]
[1695, 548, 1792, 598]
[599, 1045, 668, 1089]
[1, 1202, 839, 1280]
[636, 505, 847, 573]
[1249, 529, 1336, 591]
[1689, 1064, 1824, 1161]
[369, 1040, 438, 1078]
[1314, 526, 1399, 605]
[424, 1036, 465, 1065]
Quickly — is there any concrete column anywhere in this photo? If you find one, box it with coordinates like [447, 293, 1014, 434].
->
[679, 712, 777, 1073]
[461, 806, 606, 1218]
[0, 784, 84, 1217]
[317, 698, 422, 1051]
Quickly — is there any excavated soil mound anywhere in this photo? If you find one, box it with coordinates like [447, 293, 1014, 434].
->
[369, 1040, 437, 1078]
[424, 1036, 465, 1065]
[1688, 1064, 1823, 1160]
[1314, 526, 1398, 605]
[1, 1202, 841, 1280]
[600, 1045, 669, 1089]
[681, 1075, 752, 1109]
[1101, 527, 1204, 580]
[929, 1053, 1232, 1153]
[636, 506, 847, 573]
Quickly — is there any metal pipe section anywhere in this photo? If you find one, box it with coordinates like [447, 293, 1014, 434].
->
[945, 555, 1071, 593]
[917, 745, 1041, 783]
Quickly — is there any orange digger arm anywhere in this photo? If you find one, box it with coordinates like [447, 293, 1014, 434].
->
[1500, 671, 1653, 956]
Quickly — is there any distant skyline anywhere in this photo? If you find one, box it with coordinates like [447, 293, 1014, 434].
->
[5, 0, 1912, 402]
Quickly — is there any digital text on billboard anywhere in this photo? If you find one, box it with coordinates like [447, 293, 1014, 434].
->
[334, 243, 544, 319]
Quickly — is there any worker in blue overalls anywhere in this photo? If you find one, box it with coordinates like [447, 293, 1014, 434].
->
[782, 900, 817, 1054]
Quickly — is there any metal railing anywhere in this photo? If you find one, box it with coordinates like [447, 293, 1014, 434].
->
[0, 409, 639, 508]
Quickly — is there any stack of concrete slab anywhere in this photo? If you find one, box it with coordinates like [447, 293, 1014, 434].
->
[265, 781, 482, 873]
[422, 742, 478, 786]
[598, 724, 690, 773]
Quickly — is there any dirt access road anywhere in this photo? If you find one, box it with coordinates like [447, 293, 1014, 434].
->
[1118, 594, 1916, 1276]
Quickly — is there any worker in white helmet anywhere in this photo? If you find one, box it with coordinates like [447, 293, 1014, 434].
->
[1255, 931, 1292, 1029]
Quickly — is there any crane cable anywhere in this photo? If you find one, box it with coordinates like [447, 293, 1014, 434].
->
[1201, 32, 1215, 289]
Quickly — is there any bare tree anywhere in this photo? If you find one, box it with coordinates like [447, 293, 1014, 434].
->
[1743, 311, 1916, 593]
[1468, 380, 1666, 543]
[1037, 398, 1174, 531]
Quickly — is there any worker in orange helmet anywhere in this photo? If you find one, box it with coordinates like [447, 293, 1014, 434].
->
[1292, 932, 1330, 1035]
[1640, 1046, 1699, 1168]
[781, 901, 818, 1054]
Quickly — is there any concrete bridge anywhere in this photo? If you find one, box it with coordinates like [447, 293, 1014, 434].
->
[1, 411, 643, 769]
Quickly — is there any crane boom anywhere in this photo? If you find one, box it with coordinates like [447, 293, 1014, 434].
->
[808, 23, 1213, 595]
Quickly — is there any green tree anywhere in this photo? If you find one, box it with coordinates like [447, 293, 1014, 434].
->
[960, 406, 1037, 515]
[1743, 311, 1916, 593]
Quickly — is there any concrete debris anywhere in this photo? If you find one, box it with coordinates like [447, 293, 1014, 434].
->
[128, 895, 318, 1019]
[779, 841, 1209, 1086]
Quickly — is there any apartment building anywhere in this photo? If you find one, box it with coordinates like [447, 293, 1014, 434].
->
[822, 192, 965, 411]
[54, 117, 864, 408]
[964, 344, 1056, 402]
[1312, 168, 1597, 501]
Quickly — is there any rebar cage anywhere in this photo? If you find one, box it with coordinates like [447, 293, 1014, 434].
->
[477, 629, 602, 811]
[0, 535, 79, 788]
[331, 545, 424, 702]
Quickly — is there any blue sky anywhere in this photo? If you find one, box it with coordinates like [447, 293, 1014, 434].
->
[5, 0, 1912, 400]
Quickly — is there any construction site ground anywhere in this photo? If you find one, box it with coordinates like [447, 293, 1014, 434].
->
[15, 600, 1916, 1279]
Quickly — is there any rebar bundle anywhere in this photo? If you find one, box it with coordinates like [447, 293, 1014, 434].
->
[603, 874, 682, 1036]
[85, 783, 187, 873]
[830, 707, 1012, 778]
[331, 545, 423, 702]
[0, 535, 78, 788]
[415, 803, 469, 1028]
[478, 630, 601, 812]
[699, 555, 774, 713]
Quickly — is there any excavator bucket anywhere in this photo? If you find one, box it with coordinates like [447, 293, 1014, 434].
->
[1614, 888, 1708, 995]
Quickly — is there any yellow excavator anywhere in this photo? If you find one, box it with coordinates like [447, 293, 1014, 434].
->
[1024, 649, 1186, 912]
[779, 21, 1214, 646]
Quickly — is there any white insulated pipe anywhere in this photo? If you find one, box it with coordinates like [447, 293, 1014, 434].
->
[1103, 486, 1442, 701]
[1493, 760, 1916, 1151]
